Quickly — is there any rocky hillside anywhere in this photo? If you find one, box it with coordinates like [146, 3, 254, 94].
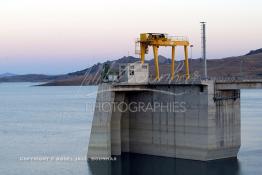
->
[43, 52, 262, 86]
[2, 48, 262, 85]
[246, 48, 262, 56]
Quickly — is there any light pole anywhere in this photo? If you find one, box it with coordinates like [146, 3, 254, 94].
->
[201, 22, 207, 79]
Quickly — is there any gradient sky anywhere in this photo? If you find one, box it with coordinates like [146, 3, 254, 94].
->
[1, 0, 262, 74]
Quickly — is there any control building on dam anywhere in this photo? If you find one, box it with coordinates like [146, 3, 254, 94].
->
[87, 33, 262, 161]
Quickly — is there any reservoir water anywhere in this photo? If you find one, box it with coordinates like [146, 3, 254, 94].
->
[0, 83, 262, 175]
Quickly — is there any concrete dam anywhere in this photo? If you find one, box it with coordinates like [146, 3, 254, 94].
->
[87, 79, 262, 161]
[87, 33, 262, 161]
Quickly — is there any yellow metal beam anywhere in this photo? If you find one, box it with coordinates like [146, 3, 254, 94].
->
[140, 44, 146, 64]
[184, 46, 190, 80]
[153, 46, 160, 80]
[142, 40, 189, 47]
[171, 46, 175, 80]
[137, 33, 190, 81]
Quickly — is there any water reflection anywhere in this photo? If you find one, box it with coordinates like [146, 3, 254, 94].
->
[88, 153, 240, 175]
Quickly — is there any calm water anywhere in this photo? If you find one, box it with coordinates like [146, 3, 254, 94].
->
[0, 83, 262, 175]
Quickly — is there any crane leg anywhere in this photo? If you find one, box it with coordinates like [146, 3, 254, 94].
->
[171, 46, 175, 80]
[184, 46, 190, 80]
[140, 44, 145, 64]
[153, 46, 160, 80]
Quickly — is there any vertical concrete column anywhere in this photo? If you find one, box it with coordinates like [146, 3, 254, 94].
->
[111, 93, 125, 155]
[206, 81, 241, 160]
[121, 98, 130, 152]
[88, 84, 115, 158]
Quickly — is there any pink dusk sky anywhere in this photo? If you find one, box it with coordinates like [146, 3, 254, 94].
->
[0, 0, 262, 74]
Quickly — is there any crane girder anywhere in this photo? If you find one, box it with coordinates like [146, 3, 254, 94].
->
[137, 33, 190, 80]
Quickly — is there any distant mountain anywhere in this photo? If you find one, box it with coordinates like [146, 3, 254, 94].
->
[0, 74, 72, 83]
[43, 51, 262, 86]
[246, 48, 262, 56]
[0, 73, 16, 78]
[67, 56, 140, 77]
[149, 55, 171, 64]
[2, 48, 262, 85]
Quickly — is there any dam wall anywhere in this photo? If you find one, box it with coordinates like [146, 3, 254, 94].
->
[87, 81, 240, 161]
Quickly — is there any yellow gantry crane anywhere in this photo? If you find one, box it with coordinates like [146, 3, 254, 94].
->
[136, 33, 190, 80]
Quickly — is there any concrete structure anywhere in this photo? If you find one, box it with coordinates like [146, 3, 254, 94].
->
[119, 62, 149, 84]
[87, 80, 262, 161]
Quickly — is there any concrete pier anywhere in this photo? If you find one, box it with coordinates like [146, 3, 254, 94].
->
[88, 80, 241, 161]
